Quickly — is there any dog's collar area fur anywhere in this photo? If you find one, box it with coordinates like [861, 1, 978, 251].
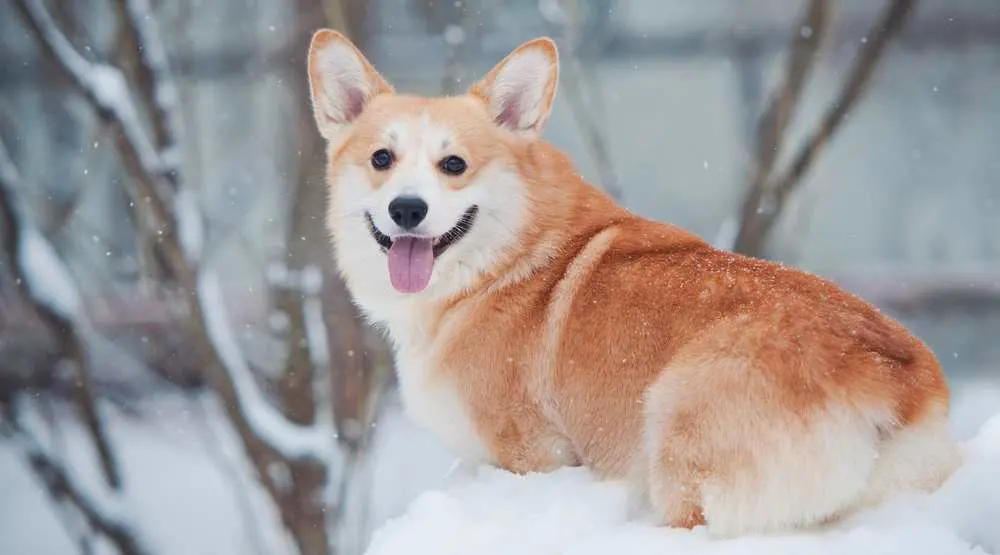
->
[365, 205, 480, 257]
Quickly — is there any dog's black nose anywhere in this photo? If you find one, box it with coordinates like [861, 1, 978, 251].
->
[388, 196, 428, 230]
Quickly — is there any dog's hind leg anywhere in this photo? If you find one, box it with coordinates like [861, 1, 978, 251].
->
[643, 356, 882, 537]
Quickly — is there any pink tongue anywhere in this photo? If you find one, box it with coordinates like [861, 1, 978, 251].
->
[387, 237, 435, 293]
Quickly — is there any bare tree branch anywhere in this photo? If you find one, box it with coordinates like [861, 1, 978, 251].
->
[772, 0, 917, 204]
[540, 0, 624, 200]
[730, 0, 831, 254]
[731, 0, 916, 256]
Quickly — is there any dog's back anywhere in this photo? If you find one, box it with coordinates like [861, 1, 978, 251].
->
[439, 180, 961, 535]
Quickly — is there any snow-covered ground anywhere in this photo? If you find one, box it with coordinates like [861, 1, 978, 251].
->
[1, 379, 998, 555]
[365, 380, 1000, 555]
[365, 421, 1000, 555]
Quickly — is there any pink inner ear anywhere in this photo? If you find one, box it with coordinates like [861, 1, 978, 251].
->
[343, 86, 366, 123]
[495, 93, 522, 129]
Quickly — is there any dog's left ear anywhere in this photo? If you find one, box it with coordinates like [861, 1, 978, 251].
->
[307, 29, 393, 141]
[468, 37, 559, 137]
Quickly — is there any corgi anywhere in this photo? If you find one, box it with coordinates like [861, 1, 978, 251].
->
[306, 30, 962, 537]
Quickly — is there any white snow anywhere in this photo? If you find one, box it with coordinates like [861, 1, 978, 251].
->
[11, 397, 128, 527]
[18, 229, 83, 320]
[2, 382, 998, 554]
[365, 409, 1000, 555]
[120, 0, 183, 126]
[173, 188, 204, 262]
[948, 379, 1000, 442]
[196, 268, 338, 463]
[0, 394, 293, 555]
[301, 266, 332, 372]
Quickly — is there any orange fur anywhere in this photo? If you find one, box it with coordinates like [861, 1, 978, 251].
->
[306, 30, 961, 537]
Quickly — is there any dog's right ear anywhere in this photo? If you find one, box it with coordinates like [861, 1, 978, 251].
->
[307, 29, 393, 141]
[468, 37, 559, 138]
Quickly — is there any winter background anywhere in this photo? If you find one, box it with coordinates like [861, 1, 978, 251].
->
[1, 0, 999, 554]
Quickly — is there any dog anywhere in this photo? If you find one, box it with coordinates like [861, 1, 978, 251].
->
[306, 30, 961, 537]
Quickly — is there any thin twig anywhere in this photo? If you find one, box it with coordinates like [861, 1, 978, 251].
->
[731, 0, 916, 256]
[772, 0, 917, 200]
[540, 0, 623, 200]
[730, 0, 831, 254]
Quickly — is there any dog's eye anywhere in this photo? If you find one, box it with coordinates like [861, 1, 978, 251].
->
[371, 148, 394, 171]
[439, 155, 467, 176]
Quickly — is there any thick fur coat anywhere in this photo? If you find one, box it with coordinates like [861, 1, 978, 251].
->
[306, 30, 961, 536]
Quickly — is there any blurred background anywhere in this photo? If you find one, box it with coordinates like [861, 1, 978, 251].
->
[0, 0, 998, 554]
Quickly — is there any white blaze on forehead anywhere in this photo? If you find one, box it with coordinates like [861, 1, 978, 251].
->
[381, 113, 455, 161]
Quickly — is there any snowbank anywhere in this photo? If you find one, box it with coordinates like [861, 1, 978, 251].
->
[365, 412, 1000, 555]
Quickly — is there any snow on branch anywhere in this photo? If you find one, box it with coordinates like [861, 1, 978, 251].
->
[12, 0, 203, 268]
[117, 0, 184, 179]
[173, 187, 204, 265]
[15, 0, 334, 474]
[196, 268, 337, 463]
[16, 228, 84, 321]
[1, 140, 82, 321]
[14, 0, 161, 182]
[8, 400, 154, 555]
[0, 139, 124, 491]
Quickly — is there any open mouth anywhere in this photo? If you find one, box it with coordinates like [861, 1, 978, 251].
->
[364, 205, 479, 294]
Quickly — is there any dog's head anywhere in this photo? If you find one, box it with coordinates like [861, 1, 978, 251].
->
[306, 30, 559, 305]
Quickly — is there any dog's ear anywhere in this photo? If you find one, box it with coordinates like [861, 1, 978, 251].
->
[468, 37, 559, 137]
[307, 29, 393, 141]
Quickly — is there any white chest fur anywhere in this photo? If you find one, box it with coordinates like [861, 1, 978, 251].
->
[388, 321, 491, 465]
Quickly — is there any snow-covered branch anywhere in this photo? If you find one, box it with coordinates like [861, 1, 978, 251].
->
[11, 3, 358, 552]
[12, 0, 201, 270]
[13, 0, 162, 186]
[117, 0, 184, 180]
[197, 268, 337, 463]
[300, 266, 333, 378]
[13, 0, 315, 465]
[1, 139, 84, 322]
[7, 399, 153, 555]
[115, 0, 201, 262]
[0, 139, 123, 491]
